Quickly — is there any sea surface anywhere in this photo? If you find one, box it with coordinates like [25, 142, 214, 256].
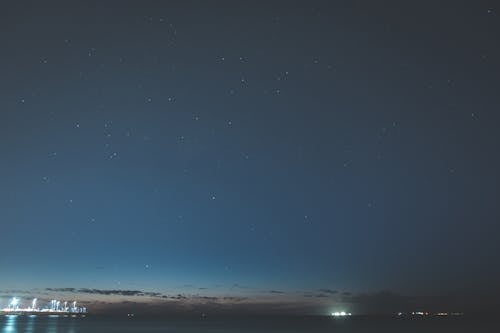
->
[1, 315, 498, 332]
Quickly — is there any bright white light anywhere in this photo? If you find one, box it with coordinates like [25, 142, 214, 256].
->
[10, 298, 19, 307]
[1, 297, 86, 314]
[332, 311, 351, 317]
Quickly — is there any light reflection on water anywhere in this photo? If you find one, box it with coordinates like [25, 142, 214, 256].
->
[2, 316, 17, 333]
[47, 317, 59, 333]
[25, 316, 34, 333]
[1, 315, 64, 333]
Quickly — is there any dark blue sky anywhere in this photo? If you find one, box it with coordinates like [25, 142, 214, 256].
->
[1, 1, 499, 315]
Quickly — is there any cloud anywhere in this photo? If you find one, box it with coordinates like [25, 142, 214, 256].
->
[198, 296, 218, 301]
[303, 293, 330, 298]
[222, 296, 248, 302]
[45, 288, 163, 298]
[46, 288, 76, 293]
[42, 287, 249, 304]
[318, 288, 338, 294]
[268, 290, 285, 294]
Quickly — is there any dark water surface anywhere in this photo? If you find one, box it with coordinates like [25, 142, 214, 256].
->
[1, 315, 498, 332]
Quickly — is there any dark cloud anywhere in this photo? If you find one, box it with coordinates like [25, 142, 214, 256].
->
[46, 287, 77, 293]
[46, 288, 163, 298]
[222, 296, 248, 302]
[174, 294, 188, 300]
[42, 287, 253, 306]
[318, 289, 338, 294]
[303, 293, 330, 298]
[197, 296, 218, 301]
[268, 290, 285, 294]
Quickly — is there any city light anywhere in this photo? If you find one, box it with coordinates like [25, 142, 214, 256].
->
[1, 297, 86, 315]
[9, 298, 19, 309]
[397, 311, 463, 317]
[331, 311, 352, 317]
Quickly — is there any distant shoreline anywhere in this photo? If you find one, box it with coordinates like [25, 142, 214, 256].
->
[0, 311, 86, 317]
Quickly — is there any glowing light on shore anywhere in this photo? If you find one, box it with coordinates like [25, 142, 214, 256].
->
[9, 298, 19, 310]
[331, 311, 352, 317]
[1, 297, 86, 314]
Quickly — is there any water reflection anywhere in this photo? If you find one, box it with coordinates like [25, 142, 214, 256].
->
[25, 316, 35, 333]
[67, 318, 76, 333]
[47, 317, 59, 333]
[1, 315, 66, 333]
[2, 315, 17, 333]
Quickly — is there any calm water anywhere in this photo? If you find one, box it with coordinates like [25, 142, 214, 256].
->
[1, 315, 498, 332]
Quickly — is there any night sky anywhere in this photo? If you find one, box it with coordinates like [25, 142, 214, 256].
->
[1, 1, 500, 315]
